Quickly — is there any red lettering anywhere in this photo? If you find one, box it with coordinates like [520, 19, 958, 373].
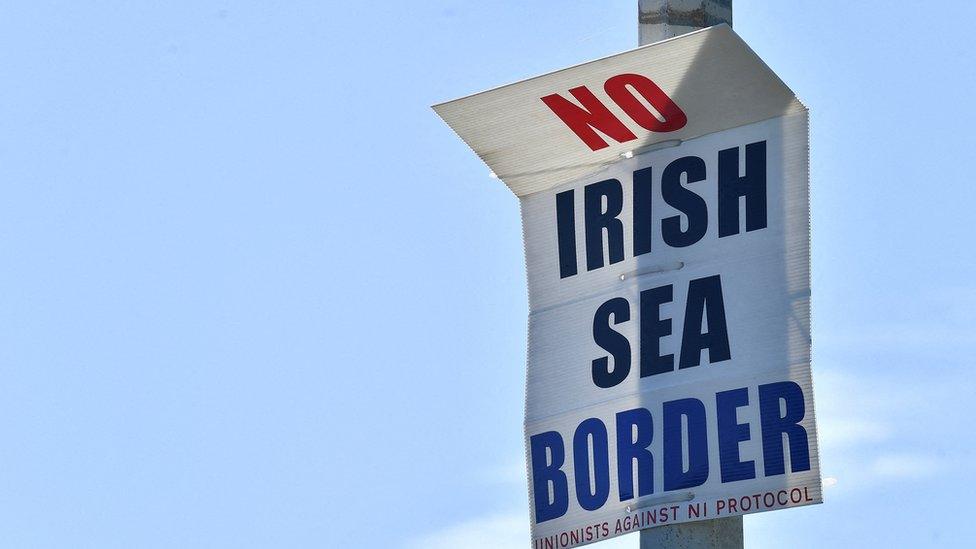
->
[541, 86, 638, 151]
[541, 74, 687, 152]
[604, 73, 687, 133]
[740, 495, 752, 512]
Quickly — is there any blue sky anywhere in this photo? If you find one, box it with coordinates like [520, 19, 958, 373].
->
[1, 1, 975, 547]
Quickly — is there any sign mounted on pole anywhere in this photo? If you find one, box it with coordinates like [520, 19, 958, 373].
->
[434, 25, 820, 548]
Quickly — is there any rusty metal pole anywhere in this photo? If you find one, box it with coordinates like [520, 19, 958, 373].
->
[638, 2, 744, 548]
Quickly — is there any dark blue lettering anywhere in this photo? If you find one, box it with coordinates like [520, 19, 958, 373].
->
[716, 388, 756, 482]
[718, 141, 767, 237]
[592, 298, 632, 388]
[759, 381, 811, 476]
[661, 156, 707, 247]
[633, 166, 653, 257]
[616, 408, 654, 500]
[584, 179, 624, 271]
[663, 398, 709, 490]
[556, 190, 578, 278]
[679, 275, 731, 368]
[530, 431, 569, 522]
[573, 418, 611, 511]
[640, 284, 674, 377]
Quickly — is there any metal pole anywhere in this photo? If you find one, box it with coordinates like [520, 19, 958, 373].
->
[639, 0, 732, 44]
[638, 2, 743, 548]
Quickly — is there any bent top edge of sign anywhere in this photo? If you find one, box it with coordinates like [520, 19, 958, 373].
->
[433, 24, 805, 197]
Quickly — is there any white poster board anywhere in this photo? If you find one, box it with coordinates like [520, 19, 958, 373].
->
[435, 25, 820, 548]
